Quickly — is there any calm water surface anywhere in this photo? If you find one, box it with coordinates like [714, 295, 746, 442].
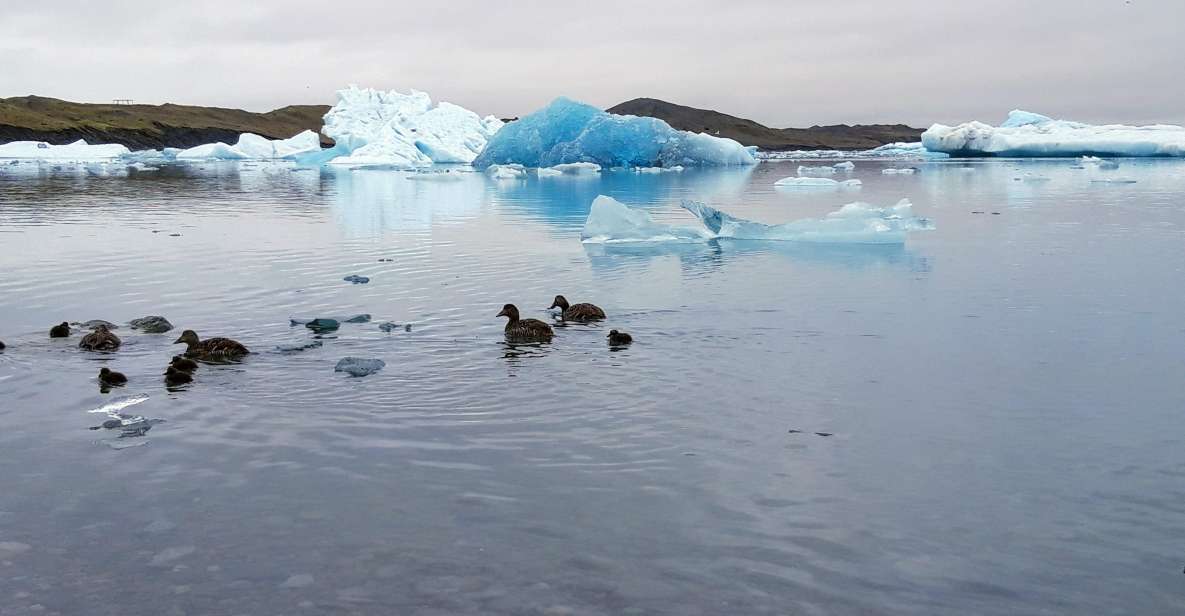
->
[0, 159, 1183, 615]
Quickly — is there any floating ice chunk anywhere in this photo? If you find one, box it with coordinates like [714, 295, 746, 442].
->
[1014, 174, 1051, 182]
[1097, 160, 1120, 170]
[86, 393, 150, 415]
[633, 165, 684, 173]
[922, 109, 1185, 157]
[581, 195, 931, 245]
[335, 357, 386, 377]
[1090, 178, 1138, 184]
[176, 131, 322, 161]
[797, 165, 836, 175]
[0, 139, 130, 161]
[833, 161, 855, 170]
[488, 164, 527, 180]
[473, 97, 756, 169]
[322, 85, 502, 168]
[758, 142, 945, 161]
[550, 162, 601, 174]
[882, 168, 917, 174]
[406, 169, 465, 181]
[536, 167, 563, 177]
[774, 177, 862, 190]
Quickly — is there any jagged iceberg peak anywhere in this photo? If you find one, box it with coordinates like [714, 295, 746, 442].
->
[922, 110, 1185, 157]
[321, 85, 503, 168]
[473, 97, 756, 169]
[175, 131, 322, 160]
[580, 195, 932, 245]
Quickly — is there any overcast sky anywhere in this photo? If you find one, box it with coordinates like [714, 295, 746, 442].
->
[2, 0, 1180, 128]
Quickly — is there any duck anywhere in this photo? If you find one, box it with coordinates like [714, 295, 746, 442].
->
[173, 330, 250, 360]
[0, 339, 5, 351]
[169, 355, 199, 373]
[164, 366, 193, 386]
[497, 304, 554, 341]
[607, 329, 633, 345]
[79, 325, 121, 351]
[549, 295, 606, 321]
[98, 367, 128, 386]
[49, 322, 70, 338]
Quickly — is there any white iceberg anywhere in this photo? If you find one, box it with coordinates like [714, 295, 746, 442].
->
[473, 97, 756, 169]
[922, 109, 1185, 157]
[536, 167, 563, 177]
[175, 131, 322, 161]
[0, 139, 130, 161]
[882, 168, 917, 175]
[580, 195, 932, 245]
[633, 165, 684, 173]
[833, 161, 855, 170]
[321, 85, 502, 168]
[797, 165, 836, 175]
[550, 162, 601, 174]
[774, 177, 862, 190]
[487, 164, 526, 180]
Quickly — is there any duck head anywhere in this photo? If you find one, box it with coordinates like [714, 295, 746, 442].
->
[173, 330, 200, 346]
[496, 304, 520, 321]
[607, 329, 620, 338]
[99, 367, 111, 376]
[549, 295, 570, 311]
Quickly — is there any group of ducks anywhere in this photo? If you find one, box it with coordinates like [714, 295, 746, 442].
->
[499, 295, 633, 345]
[47, 321, 251, 389]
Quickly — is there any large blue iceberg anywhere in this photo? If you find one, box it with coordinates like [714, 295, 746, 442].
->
[922, 110, 1185, 157]
[473, 98, 756, 169]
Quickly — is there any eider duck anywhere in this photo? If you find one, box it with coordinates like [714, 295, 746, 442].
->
[549, 295, 606, 321]
[173, 330, 250, 360]
[497, 304, 554, 341]
[49, 322, 70, 338]
[169, 355, 199, 373]
[79, 325, 121, 351]
[98, 367, 128, 386]
[164, 366, 193, 386]
[607, 329, 633, 345]
[0, 339, 5, 351]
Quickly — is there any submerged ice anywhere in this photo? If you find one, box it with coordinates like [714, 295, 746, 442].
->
[473, 97, 756, 169]
[581, 195, 932, 245]
[922, 109, 1185, 157]
[321, 85, 503, 168]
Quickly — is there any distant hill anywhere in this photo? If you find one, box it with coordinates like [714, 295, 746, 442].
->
[0, 96, 332, 150]
[607, 98, 922, 151]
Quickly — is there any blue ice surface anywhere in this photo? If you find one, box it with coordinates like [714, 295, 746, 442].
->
[473, 97, 757, 169]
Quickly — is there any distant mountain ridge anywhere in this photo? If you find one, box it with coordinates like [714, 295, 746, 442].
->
[607, 98, 922, 151]
[0, 96, 332, 150]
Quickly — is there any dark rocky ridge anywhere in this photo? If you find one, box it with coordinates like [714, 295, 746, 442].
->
[608, 98, 923, 151]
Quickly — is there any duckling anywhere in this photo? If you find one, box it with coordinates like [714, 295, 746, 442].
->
[0, 339, 5, 351]
[98, 367, 128, 386]
[79, 324, 121, 351]
[173, 330, 250, 360]
[49, 322, 70, 338]
[549, 295, 606, 321]
[497, 304, 554, 341]
[164, 366, 193, 386]
[169, 355, 199, 373]
[607, 329, 633, 345]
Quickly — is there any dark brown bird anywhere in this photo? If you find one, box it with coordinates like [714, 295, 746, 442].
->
[79, 325, 121, 351]
[497, 304, 554, 341]
[169, 355, 199, 373]
[173, 330, 250, 360]
[49, 322, 70, 338]
[607, 329, 633, 345]
[98, 367, 128, 386]
[164, 366, 193, 386]
[0, 339, 5, 351]
[549, 295, 606, 321]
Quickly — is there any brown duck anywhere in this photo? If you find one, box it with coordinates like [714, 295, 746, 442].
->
[607, 329, 633, 345]
[49, 322, 70, 338]
[79, 325, 121, 351]
[497, 304, 554, 341]
[169, 355, 199, 373]
[98, 367, 128, 386]
[173, 330, 250, 360]
[549, 295, 605, 321]
[164, 366, 193, 386]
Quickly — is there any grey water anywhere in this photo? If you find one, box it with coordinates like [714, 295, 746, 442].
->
[0, 159, 1183, 615]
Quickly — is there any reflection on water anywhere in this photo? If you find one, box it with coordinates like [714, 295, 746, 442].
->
[1, 159, 1184, 615]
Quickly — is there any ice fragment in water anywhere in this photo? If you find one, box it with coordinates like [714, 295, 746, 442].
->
[797, 165, 836, 175]
[922, 109, 1185, 157]
[774, 177, 861, 190]
[335, 357, 386, 377]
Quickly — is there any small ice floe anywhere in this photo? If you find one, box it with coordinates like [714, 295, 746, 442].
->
[1014, 174, 1052, 182]
[303, 318, 340, 333]
[378, 322, 410, 332]
[550, 162, 601, 174]
[290, 314, 370, 327]
[335, 357, 385, 377]
[882, 167, 917, 175]
[275, 340, 323, 353]
[86, 393, 149, 415]
[1090, 178, 1138, 184]
[774, 177, 861, 190]
[633, 165, 683, 173]
[406, 169, 464, 181]
[487, 164, 526, 180]
[833, 161, 855, 170]
[536, 167, 563, 177]
[342, 275, 370, 284]
[797, 165, 836, 175]
[128, 315, 174, 333]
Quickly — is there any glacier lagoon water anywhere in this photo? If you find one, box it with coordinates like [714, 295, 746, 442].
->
[0, 159, 1183, 615]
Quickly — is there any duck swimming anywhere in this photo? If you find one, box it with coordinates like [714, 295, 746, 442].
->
[98, 367, 128, 386]
[497, 304, 554, 341]
[173, 330, 250, 360]
[549, 295, 606, 321]
[164, 366, 193, 386]
[79, 325, 121, 351]
[169, 355, 199, 373]
[49, 322, 70, 338]
[607, 329, 633, 345]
